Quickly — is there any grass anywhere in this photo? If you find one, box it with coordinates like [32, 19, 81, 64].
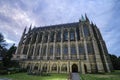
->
[0, 73, 67, 80]
[80, 70, 120, 80]
[0, 70, 120, 80]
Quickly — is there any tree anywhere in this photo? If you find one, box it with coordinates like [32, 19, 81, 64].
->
[0, 33, 7, 58]
[0, 33, 7, 48]
[3, 44, 17, 68]
[117, 56, 120, 70]
[0, 33, 7, 70]
[0, 33, 7, 61]
[109, 54, 120, 70]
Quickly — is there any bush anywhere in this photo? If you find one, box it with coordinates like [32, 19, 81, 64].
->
[0, 70, 8, 75]
[7, 68, 22, 74]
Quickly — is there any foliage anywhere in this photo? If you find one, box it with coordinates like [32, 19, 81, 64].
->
[0, 73, 67, 80]
[2, 44, 17, 68]
[80, 70, 120, 80]
[0, 33, 7, 61]
[109, 54, 120, 70]
[0, 33, 19, 74]
[0, 69, 8, 75]
[0, 33, 7, 48]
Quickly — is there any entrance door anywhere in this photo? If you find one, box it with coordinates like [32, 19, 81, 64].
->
[72, 64, 78, 72]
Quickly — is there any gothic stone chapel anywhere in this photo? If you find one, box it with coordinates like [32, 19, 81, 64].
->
[13, 15, 113, 74]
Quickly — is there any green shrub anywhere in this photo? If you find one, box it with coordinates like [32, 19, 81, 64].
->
[0, 70, 8, 75]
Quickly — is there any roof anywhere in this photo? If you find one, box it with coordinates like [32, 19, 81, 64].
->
[32, 22, 79, 31]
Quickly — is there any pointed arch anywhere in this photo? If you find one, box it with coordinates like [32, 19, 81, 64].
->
[56, 31, 61, 42]
[49, 45, 53, 55]
[43, 31, 48, 43]
[52, 63, 57, 71]
[72, 64, 78, 72]
[63, 29, 68, 41]
[63, 44, 68, 54]
[78, 43, 85, 54]
[38, 32, 43, 43]
[50, 31, 55, 42]
[61, 64, 67, 72]
[70, 44, 76, 54]
[83, 24, 90, 37]
[55, 44, 61, 56]
[42, 63, 47, 72]
[34, 63, 39, 70]
[70, 29, 75, 41]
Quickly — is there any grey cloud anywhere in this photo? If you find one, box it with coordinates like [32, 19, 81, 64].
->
[0, 0, 119, 56]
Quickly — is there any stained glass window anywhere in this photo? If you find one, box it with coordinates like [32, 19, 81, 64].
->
[63, 31, 68, 41]
[63, 45, 68, 54]
[87, 43, 94, 54]
[50, 32, 54, 42]
[38, 32, 43, 43]
[76, 27, 80, 40]
[43, 33, 48, 43]
[71, 46, 76, 54]
[56, 31, 61, 42]
[70, 30, 75, 41]
[56, 45, 60, 55]
[83, 24, 90, 37]
[79, 44, 85, 54]
[50, 45, 53, 54]
[42, 45, 46, 56]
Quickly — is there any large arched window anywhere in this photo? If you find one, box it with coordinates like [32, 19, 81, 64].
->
[23, 46, 28, 54]
[56, 45, 61, 56]
[49, 45, 53, 55]
[56, 31, 61, 42]
[55, 45, 61, 60]
[63, 30, 68, 41]
[36, 45, 40, 56]
[63, 45, 68, 54]
[43, 32, 48, 43]
[25, 37, 31, 44]
[70, 30, 75, 41]
[76, 27, 80, 40]
[38, 32, 43, 43]
[42, 45, 46, 56]
[79, 44, 85, 54]
[28, 46, 34, 59]
[32, 33, 37, 44]
[87, 43, 94, 54]
[50, 32, 55, 42]
[70, 45, 76, 54]
[83, 24, 90, 37]
[52, 63, 57, 71]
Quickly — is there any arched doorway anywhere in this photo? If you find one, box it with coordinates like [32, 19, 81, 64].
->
[72, 64, 78, 72]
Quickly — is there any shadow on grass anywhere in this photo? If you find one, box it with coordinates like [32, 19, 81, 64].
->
[80, 70, 120, 80]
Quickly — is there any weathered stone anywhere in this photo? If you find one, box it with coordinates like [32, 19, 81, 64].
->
[13, 17, 113, 74]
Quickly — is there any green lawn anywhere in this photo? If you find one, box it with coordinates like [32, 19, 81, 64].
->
[0, 73, 67, 80]
[80, 70, 120, 80]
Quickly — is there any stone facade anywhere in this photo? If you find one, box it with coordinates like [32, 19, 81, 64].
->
[13, 15, 113, 74]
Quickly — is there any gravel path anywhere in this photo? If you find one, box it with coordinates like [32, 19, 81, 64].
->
[72, 73, 80, 80]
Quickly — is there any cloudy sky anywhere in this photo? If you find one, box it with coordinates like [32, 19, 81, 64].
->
[0, 0, 120, 56]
